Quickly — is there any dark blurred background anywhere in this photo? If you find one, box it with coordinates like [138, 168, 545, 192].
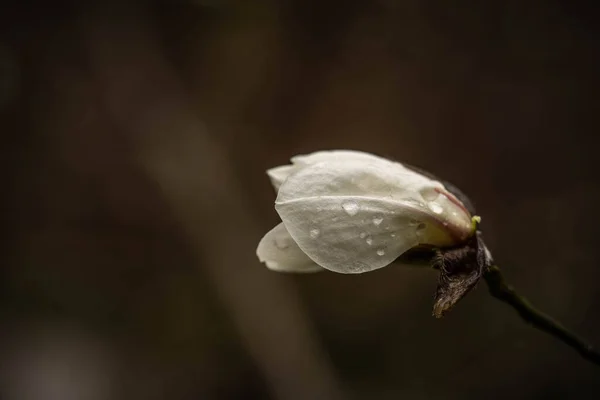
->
[1, 1, 599, 399]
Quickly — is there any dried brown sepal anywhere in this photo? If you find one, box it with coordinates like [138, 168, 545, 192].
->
[432, 232, 488, 318]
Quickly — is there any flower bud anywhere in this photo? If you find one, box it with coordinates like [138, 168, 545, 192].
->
[257, 150, 474, 274]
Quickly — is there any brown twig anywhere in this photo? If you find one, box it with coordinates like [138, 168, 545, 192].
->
[483, 265, 600, 367]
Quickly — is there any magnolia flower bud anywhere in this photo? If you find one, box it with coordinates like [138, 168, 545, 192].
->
[257, 150, 475, 274]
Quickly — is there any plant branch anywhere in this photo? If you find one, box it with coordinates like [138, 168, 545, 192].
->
[483, 265, 600, 367]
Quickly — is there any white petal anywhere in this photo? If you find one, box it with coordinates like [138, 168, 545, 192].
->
[274, 159, 474, 273]
[276, 159, 442, 204]
[256, 223, 325, 273]
[291, 150, 395, 167]
[276, 196, 426, 273]
[267, 165, 298, 191]
[266, 150, 398, 191]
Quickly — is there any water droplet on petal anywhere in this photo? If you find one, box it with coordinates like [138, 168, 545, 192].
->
[359, 232, 367, 239]
[310, 228, 320, 239]
[274, 237, 289, 250]
[376, 248, 385, 256]
[372, 216, 383, 226]
[415, 223, 427, 239]
[341, 201, 359, 216]
[421, 187, 440, 201]
[366, 236, 373, 246]
[428, 202, 444, 214]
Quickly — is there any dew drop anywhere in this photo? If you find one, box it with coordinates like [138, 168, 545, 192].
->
[359, 232, 367, 239]
[428, 202, 444, 214]
[372, 216, 384, 226]
[420, 187, 440, 201]
[390, 233, 396, 238]
[376, 248, 386, 256]
[366, 236, 373, 246]
[310, 228, 320, 239]
[274, 237, 289, 250]
[341, 201, 360, 216]
[415, 223, 427, 239]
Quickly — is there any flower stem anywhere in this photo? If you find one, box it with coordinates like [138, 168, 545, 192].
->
[483, 265, 600, 367]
